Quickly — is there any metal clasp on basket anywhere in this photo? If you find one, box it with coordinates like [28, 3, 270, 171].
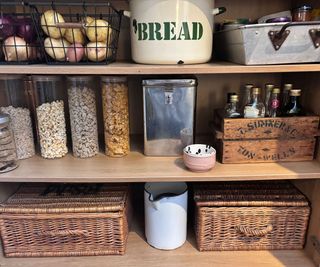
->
[309, 29, 320, 49]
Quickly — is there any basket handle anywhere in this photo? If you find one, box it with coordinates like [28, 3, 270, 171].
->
[36, 230, 89, 237]
[235, 225, 273, 237]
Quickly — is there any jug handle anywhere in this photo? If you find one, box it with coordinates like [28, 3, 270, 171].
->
[212, 7, 226, 16]
[148, 192, 179, 210]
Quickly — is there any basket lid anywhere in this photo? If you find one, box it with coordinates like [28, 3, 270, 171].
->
[194, 181, 309, 207]
[0, 183, 129, 214]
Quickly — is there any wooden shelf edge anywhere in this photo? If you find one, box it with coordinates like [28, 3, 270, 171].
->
[0, 62, 320, 75]
[0, 153, 319, 183]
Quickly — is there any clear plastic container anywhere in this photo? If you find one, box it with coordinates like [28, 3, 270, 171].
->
[32, 76, 68, 159]
[101, 76, 130, 157]
[0, 114, 18, 173]
[0, 75, 35, 159]
[67, 76, 99, 158]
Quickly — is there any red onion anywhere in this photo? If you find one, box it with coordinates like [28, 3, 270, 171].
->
[17, 18, 37, 43]
[0, 16, 16, 39]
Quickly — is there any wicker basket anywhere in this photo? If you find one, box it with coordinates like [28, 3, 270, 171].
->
[193, 181, 310, 251]
[0, 183, 130, 257]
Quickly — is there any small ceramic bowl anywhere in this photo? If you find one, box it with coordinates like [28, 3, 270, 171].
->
[183, 144, 216, 172]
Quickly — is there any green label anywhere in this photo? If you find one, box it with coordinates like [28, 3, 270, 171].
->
[132, 19, 203, 41]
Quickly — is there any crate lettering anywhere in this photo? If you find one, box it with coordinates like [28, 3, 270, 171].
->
[262, 147, 296, 161]
[237, 146, 255, 159]
[237, 120, 298, 136]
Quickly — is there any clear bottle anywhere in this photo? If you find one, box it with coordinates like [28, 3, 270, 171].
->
[269, 88, 281, 118]
[225, 94, 241, 118]
[67, 76, 99, 158]
[0, 75, 35, 160]
[101, 76, 130, 157]
[244, 87, 265, 118]
[0, 114, 18, 173]
[240, 84, 254, 114]
[282, 83, 293, 112]
[264, 84, 274, 117]
[32, 76, 68, 159]
[283, 89, 305, 116]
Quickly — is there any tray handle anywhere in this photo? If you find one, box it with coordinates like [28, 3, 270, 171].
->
[36, 230, 90, 237]
[235, 224, 273, 237]
[268, 21, 320, 50]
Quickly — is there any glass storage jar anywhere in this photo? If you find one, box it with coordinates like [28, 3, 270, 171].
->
[292, 5, 313, 22]
[0, 114, 18, 173]
[67, 76, 99, 158]
[32, 76, 68, 159]
[0, 75, 35, 160]
[101, 76, 130, 157]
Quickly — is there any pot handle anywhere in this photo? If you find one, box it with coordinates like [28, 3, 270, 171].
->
[123, 11, 131, 18]
[148, 192, 180, 210]
[212, 7, 226, 16]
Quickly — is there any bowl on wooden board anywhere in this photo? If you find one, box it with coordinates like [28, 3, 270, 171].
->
[183, 144, 216, 172]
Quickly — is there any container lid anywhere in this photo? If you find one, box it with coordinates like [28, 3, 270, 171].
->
[0, 183, 129, 214]
[272, 88, 281, 94]
[265, 84, 274, 89]
[230, 95, 239, 102]
[0, 113, 10, 125]
[32, 76, 61, 82]
[0, 75, 24, 80]
[194, 181, 309, 207]
[293, 5, 313, 11]
[284, 84, 293, 91]
[67, 76, 93, 82]
[142, 79, 197, 87]
[101, 76, 127, 83]
[252, 87, 261, 94]
[290, 89, 301, 96]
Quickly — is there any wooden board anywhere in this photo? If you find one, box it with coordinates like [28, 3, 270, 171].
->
[0, 152, 320, 182]
[222, 116, 320, 140]
[219, 139, 316, 164]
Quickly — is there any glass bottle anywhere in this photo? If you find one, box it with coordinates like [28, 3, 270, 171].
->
[244, 87, 265, 118]
[32, 76, 68, 159]
[283, 89, 305, 116]
[101, 76, 130, 157]
[240, 84, 253, 114]
[0, 75, 35, 159]
[282, 83, 293, 112]
[264, 84, 274, 117]
[225, 94, 241, 118]
[67, 76, 99, 158]
[269, 88, 281, 117]
[0, 114, 18, 173]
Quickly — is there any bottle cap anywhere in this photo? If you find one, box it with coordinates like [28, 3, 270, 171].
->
[265, 84, 274, 90]
[0, 113, 10, 125]
[245, 84, 254, 89]
[272, 88, 281, 94]
[252, 87, 261, 94]
[290, 89, 301, 96]
[230, 95, 239, 102]
[283, 84, 293, 91]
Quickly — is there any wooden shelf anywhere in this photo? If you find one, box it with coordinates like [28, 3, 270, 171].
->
[1, 151, 320, 183]
[1, 62, 320, 75]
[0, 227, 314, 267]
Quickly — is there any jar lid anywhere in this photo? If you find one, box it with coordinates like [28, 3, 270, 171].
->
[101, 76, 127, 83]
[272, 88, 281, 94]
[284, 84, 293, 90]
[0, 75, 24, 80]
[32, 76, 61, 82]
[265, 84, 274, 90]
[293, 5, 312, 11]
[290, 89, 301, 96]
[245, 84, 254, 89]
[230, 95, 239, 102]
[252, 87, 261, 94]
[67, 76, 93, 82]
[0, 113, 10, 124]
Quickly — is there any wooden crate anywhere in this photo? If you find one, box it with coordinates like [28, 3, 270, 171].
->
[213, 110, 320, 163]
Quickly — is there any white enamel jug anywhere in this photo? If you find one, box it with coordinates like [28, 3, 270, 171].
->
[144, 182, 188, 250]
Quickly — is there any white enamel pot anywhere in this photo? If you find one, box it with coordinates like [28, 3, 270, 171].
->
[124, 0, 225, 64]
[144, 182, 188, 250]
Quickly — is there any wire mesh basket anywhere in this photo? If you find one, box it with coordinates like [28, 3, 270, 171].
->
[0, 1, 43, 64]
[29, 1, 123, 64]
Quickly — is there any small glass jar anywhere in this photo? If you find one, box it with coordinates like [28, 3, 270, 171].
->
[67, 76, 99, 158]
[292, 5, 313, 22]
[101, 76, 130, 157]
[0, 114, 18, 173]
[0, 75, 35, 160]
[32, 76, 68, 159]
